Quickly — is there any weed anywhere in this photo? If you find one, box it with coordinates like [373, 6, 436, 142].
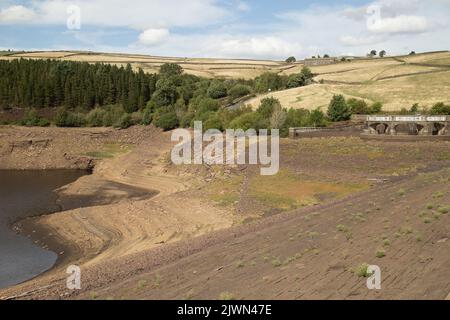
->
[219, 292, 236, 301]
[376, 249, 386, 258]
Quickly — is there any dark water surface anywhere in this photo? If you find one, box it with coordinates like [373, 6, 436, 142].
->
[0, 170, 87, 289]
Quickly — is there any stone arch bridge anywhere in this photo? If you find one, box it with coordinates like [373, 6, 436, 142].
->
[365, 115, 449, 136]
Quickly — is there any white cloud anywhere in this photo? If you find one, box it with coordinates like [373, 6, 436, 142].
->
[0, 0, 228, 29]
[237, 1, 250, 12]
[138, 28, 170, 46]
[215, 36, 302, 59]
[340, 35, 383, 46]
[0, 5, 35, 22]
[368, 15, 428, 33]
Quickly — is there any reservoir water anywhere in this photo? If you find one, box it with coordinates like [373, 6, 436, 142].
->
[0, 170, 86, 290]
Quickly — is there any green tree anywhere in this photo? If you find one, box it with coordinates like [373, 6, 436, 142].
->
[207, 80, 228, 99]
[285, 56, 296, 63]
[154, 111, 179, 130]
[327, 95, 351, 122]
[430, 102, 450, 115]
[257, 97, 281, 119]
[347, 98, 369, 114]
[228, 84, 251, 101]
[159, 63, 183, 78]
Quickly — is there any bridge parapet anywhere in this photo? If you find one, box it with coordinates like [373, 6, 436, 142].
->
[365, 114, 449, 136]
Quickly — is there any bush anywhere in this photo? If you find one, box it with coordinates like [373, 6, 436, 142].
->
[154, 111, 179, 131]
[286, 73, 306, 89]
[86, 108, 107, 127]
[179, 111, 195, 128]
[203, 114, 223, 131]
[430, 102, 450, 115]
[196, 97, 221, 114]
[142, 106, 153, 125]
[102, 105, 126, 127]
[285, 56, 296, 63]
[255, 72, 284, 93]
[207, 80, 228, 99]
[327, 95, 351, 122]
[37, 118, 50, 127]
[130, 111, 143, 125]
[347, 98, 369, 114]
[21, 109, 41, 126]
[159, 63, 183, 77]
[114, 114, 132, 129]
[369, 102, 383, 114]
[228, 84, 252, 101]
[257, 97, 281, 119]
[229, 112, 265, 131]
[309, 108, 327, 127]
[54, 107, 85, 127]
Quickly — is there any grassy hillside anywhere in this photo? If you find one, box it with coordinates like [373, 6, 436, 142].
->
[248, 51, 450, 112]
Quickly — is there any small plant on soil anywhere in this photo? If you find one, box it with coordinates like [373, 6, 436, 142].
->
[137, 280, 147, 290]
[426, 203, 434, 210]
[337, 224, 348, 232]
[416, 235, 423, 242]
[432, 192, 444, 199]
[397, 188, 406, 196]
[271, 258, 283, 268]
[355, 263, 371, 277]
[308, 231, 320, 239]
[219, 292, 236, 300]
[423, 217, 432, 224]
[236, 260, 245, 268]
[438, 206, 449, 214]
[383, 239, 391, 247]
[376, 249, 386, 258]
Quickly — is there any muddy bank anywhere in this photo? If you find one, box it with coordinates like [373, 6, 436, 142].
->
[0, 170, 88, 289]
[14, 178, 158, 272]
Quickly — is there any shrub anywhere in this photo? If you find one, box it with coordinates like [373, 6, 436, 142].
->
[207, 80, 228, 99]
[257, 97, 281, 119]
[154, 111, 178, 131]
[203, 114, 223, 131]
[254, 72, 284, 93]
[229, 112, 265, 131]
[159, 63, 183, 77]
[54, 107, 86, 127]
[309, 108, 327, 127]
[285, 56, 296, 63]
[86, 108, 107, 127]
[228, 84, 251, 101]
[113, 114, 132, 129]
[375, 250, 386, 258]
[142, 106, 153, 125]
[327, 95, 351, 122]
[347, 98, 369, 114]
[21, 109, 42, 126]
[430, 102, 450, 115]
[369, 102, 383, 114]
[197, 97, 221, 114]
[355, 263, 370, 277]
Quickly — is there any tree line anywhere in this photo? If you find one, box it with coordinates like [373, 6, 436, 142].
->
[1, 59, 447, 135]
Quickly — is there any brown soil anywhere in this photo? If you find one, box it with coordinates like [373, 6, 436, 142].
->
[0, 125, 449, 300]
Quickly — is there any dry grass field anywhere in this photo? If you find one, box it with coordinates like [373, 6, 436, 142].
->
[0, 51, 292, 80]
[1, 50, 449, 111]
[249, 51, 450, 111]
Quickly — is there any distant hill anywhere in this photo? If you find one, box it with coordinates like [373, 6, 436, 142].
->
[1, 50, 449, 111]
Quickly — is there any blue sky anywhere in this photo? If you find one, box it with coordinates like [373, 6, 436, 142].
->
[1, 0, 449, 59]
